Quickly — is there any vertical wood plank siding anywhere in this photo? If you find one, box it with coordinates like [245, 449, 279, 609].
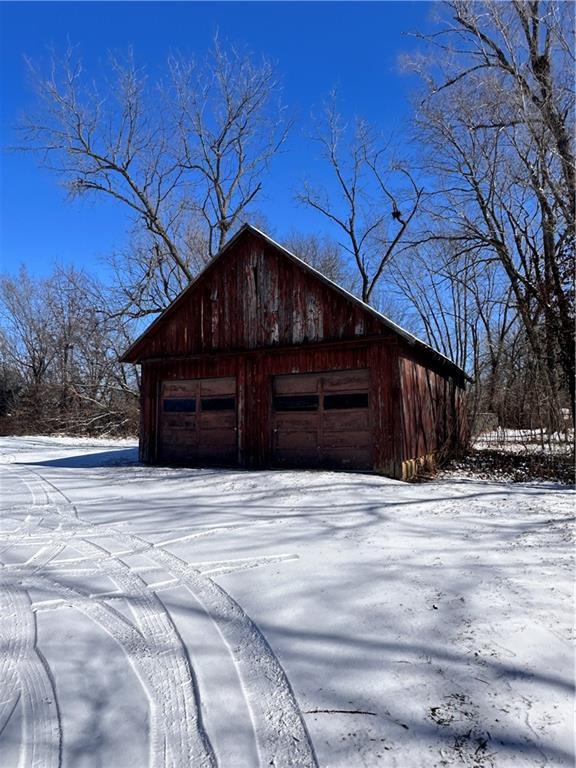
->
[129, 234, 383, 360]
[130, 229, 467, 478]
[139, 340, 400, 473]
[398, 353, 465, 468]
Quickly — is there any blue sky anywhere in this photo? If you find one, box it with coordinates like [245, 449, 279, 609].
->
[0, 1, 434, 278]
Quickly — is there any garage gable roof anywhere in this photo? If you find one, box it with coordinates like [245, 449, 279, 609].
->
[120, 223, 469, 380]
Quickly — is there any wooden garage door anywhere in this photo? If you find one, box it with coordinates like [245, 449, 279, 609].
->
[272, 369, 373, 470]
[159, 378, 237, 465]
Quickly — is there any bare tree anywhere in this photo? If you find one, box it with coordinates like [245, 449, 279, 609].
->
[170, 38, 290, 257]
[0, 267, 56, 398]
[387, 242, 518, 433]
[283, 230, 352, 288]
[0, 266, 138, 435]
[22, 48, 194, 281]
[404, 0, 575, 425]
[297, 96, 423, 304]
[105, 219, 211, 320]
[19, 39, 288, 316]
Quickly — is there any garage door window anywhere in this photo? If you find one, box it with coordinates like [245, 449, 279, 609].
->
[163, 398, 196, 412]
[273, 394, 319, 411]
[324, 393, 369, 410]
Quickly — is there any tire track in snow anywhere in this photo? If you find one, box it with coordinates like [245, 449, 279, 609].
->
[1, 467, 216, 768]
[55, 537, 216, 768]
[47, 508, 317, 765]
[0, 574, 61, 768]
[38, 544, 215, 767]
[3, 463, 318, 767]
[15, 566, 215, 768]
[0, 676, 20, 741]
[7, 556, 214, 768]
[50, 518, 318, 766]
[133, 542, 319, 768]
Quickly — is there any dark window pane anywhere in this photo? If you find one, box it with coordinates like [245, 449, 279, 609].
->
[324, 393, 369, 410]
[201, 397, 236, 411]
[163, 398, 196, 413]
[273, 395, 319, 412]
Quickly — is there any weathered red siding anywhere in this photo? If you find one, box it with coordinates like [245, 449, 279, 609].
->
[127, 233, 386, 360]
[126, 226, 467, 479]
[139, 338, 404, 476]
[399, 352, 465, 469]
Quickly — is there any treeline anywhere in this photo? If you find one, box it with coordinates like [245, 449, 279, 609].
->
[0, 267, 138, 436]
[1, 1, 573, 441]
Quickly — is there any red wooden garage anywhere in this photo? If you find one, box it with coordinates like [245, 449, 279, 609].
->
[121, 225, 468, 480]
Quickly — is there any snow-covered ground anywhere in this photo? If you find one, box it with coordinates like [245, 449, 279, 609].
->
[0, 436, 573, 768]
[474, 429, 573, 454]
